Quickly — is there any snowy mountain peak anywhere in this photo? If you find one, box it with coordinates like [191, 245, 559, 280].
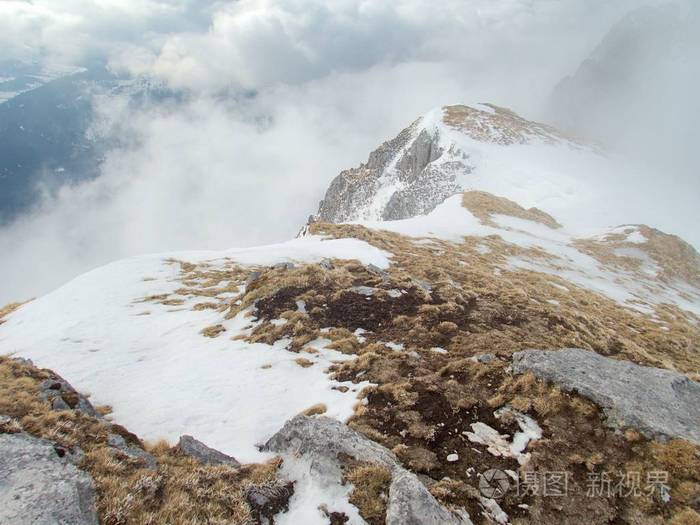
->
[315, 103, 599, 226]
[433, 103, 579, 146]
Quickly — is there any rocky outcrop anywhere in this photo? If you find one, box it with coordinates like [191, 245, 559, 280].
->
[176, 435, 240, 467]
[382, 162, 462, 220]
[386, 469, 471, 525]
[0, 433, 99, 525]
[316, 116, 468, 223]
[314, 103, 582, 225]
[263, 415, 472, 525]
[511, 348, 700, 444]
[107, 432, 158, 470]
[39, 373, 101, 418]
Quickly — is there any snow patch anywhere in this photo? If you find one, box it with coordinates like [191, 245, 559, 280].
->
[0, 241, 382, 463]
[465, 408, 541, 465]
[275, 456, 365, 525]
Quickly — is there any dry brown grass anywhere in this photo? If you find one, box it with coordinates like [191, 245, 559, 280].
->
[309, 220, 700, 373]
[201, 324, 226, 338]
[343, 462, 391, 525]
[461, 191, 561, 229]
[392, 443, 439, 472]
[90, 451, 280, 525]
[300, 403, 327, 416]
[294, 357, 314, 368]
[289, 220, 699, 523]
[137, 259, 251, 317]
[441, 104, 581, 146]
[0, 301, 27, 324]
[0, 356, 281, 525]
[670, 509, 700, 525]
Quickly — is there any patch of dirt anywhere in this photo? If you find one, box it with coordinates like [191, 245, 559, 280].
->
[255, 286, 307, 321]
[246, 481, 295, 525]
[313, 288, 423, 332]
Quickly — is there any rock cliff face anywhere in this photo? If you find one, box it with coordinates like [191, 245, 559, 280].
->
[315, 103, 584, 224]
[316, 121, 452, 222]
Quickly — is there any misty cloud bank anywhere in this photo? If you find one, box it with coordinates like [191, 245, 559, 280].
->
[0, 0, 697, 303]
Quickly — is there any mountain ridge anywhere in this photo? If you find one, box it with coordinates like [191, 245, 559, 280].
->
[315, 103, 599, 227]
[1, 102, 699, 525]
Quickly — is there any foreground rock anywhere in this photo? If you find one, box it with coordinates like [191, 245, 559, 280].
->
[39, 372, 101, 418]
[0, 433, 99, 525]
[107, 432, 158, 470]
[176, 435, 241, 467]
[512, 348, 700, 444]
[264, 415, 472, 525]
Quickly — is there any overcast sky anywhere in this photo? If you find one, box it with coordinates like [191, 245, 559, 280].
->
[0, 0, 697, 303]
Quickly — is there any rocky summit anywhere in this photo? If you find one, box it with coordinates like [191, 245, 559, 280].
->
[1, 103, 699, 525]
[315, 104, 591, 224]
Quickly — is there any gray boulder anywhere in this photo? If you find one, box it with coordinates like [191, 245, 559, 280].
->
[511, 348, 700, 444]
[264, 415, 472, 524]
[176, 435, 240, 467]
[264, 415, 397, 475]
[39, 376, 101, 418]
[387, 470, 472, 525]
[107, 433, 158, 470]
[0, 433, 98, 525]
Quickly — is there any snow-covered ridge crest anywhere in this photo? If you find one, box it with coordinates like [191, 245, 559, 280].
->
[351, 191, 700, 318]
[438, 103, 584, 146]
[315, 103, 601, 226]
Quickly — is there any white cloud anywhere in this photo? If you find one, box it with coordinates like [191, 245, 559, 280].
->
[0, 60, 471, 302]
[0, 0, 218, 66]
[135, 0, 638, 93]
[0, 0, 696, 304]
